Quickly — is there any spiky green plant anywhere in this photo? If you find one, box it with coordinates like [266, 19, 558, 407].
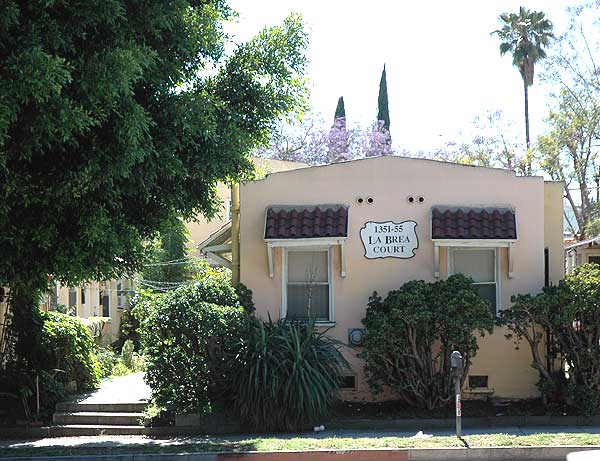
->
[231, 317, 348, 432]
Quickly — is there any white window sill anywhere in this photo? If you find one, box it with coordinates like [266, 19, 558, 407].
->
[283, 319, 336, 327]
[466, 387, 495, 395]
[315, 321, 336, 327]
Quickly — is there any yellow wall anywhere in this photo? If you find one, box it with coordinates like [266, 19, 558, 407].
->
[240, 156, 564, 401]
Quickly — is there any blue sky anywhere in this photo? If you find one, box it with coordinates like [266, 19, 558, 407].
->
[226, 1, 572, 151]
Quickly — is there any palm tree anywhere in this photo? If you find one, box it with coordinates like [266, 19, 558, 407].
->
[493, 7, 553, 174]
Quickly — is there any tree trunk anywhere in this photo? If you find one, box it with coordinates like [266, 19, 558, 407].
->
[524, 79, 531, 175]
[7, 281, 44, 372]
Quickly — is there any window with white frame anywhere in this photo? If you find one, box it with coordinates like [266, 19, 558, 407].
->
[284, 248, 332, 321]
[450, 248, 498, 316]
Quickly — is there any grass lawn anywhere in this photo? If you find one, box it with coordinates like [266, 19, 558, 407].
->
[2, 433, 600, 458]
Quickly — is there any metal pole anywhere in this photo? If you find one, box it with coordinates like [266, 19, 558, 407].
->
[455, 372, 461, 438]
[230, 182, 240, 287]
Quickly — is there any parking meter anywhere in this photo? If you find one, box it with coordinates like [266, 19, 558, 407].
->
[450, 351, 463, 439]
[451, 350, 463, 374]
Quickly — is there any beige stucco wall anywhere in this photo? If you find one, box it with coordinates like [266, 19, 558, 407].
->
[240, 156, 564, 401]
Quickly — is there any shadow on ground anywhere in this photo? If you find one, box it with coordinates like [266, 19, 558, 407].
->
[0, 436, 258, 458]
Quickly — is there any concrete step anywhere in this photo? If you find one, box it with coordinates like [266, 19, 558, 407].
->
[49, 424, 145, 436]
[53, 411, 144, 426]
[55, 401, 147, 413]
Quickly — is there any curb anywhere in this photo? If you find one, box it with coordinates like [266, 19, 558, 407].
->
[2, 446, 600, 461]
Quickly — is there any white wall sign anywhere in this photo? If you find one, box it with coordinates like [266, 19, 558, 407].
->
[360, 220, 419, 259]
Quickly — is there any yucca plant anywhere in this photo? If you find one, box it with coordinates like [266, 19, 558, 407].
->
[231, 317, 348, 432]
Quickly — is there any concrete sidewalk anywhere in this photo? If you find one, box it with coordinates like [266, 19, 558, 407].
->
[3, 425, 600, 450]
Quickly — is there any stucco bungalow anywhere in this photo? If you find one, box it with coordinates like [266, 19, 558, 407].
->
[565, 236, 600, 274]
[225, 156, 564, 401]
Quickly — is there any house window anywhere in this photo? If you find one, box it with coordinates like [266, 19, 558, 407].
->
[117, 282, 126, 309]
[68, 287, 77, 310]
[284, 248, 332, 322]
[80, 287, 86, 305]
[341, 375, 357, 390]
[588, 256, 600, 266]
[469, 375, 489, 389]
[450, 248, 498, 316]
[101, 293, 110, 317]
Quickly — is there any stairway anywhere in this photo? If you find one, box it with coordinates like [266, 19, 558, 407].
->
[51, 401, 147, 436]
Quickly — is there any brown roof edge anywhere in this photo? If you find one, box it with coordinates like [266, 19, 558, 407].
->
[431, 206, 517, 240]
[264, 204, 349, 240]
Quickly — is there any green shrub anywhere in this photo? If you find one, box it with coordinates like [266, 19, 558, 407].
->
[230, 318, 348, 432]
[140, 283, 247, 414]
[37, 370, 67, 420]
[235, 283, 255, 314]
[95, 347, 119, 379]
[361, 274, 494, 410]
[129, 352, 145, 372]
[500, 264, 600, 415]
[40, 311, 101, 391]
[111, 360, 130, 377]
[112, 297, 143, 352]
[121, 340, 135, 369]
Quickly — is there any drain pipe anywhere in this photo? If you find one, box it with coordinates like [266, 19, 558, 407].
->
[231, 182, 240, 287]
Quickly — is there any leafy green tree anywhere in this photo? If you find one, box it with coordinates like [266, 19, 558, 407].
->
[377, 64, 390, 131]
[500, 264, 600, 414]
[141, 218, 191, 287]
[0, 2, 307, 376]
[493, 7, 553, 174]
[361, 275, 493, 410]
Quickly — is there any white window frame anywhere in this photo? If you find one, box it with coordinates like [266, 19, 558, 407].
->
[282, 246, 334, 324]
[448, 247, 501, 315]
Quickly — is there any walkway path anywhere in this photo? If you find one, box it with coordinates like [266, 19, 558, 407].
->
[71, 373, 151, 404]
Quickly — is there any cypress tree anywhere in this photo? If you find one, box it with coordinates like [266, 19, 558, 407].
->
[334, 96, 345, 120]
[377, 65, 390, 130]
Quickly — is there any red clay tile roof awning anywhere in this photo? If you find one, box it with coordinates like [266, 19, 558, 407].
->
[265, 205, 348, 239]
[431, 207, 517, 240]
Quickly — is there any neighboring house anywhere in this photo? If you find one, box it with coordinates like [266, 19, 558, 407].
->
[565, 237, 600, 274]
[195, 158, 308, 265]
[234, 156, 564, 401]
[40, 279, 134, 344]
